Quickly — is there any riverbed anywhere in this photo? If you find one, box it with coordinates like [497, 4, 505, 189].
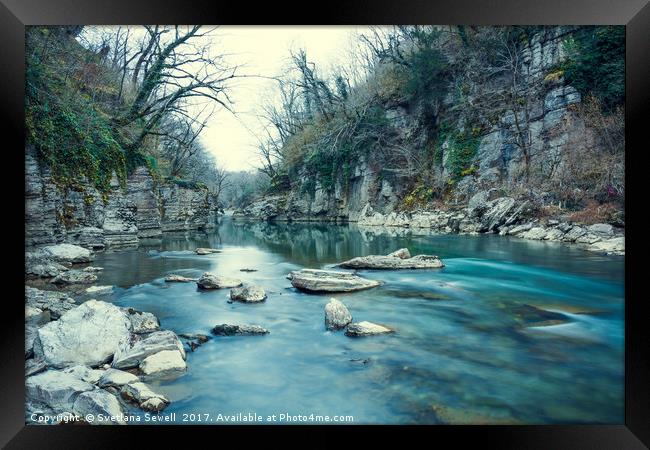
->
[90, 218, 624, 424]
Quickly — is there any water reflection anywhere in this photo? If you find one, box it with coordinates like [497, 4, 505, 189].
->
[90, 218, 624, 424]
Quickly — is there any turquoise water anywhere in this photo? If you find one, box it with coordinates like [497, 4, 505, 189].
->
[92, 219, 624, 424]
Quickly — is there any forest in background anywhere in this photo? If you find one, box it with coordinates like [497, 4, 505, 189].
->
[25, 26, 624, 221]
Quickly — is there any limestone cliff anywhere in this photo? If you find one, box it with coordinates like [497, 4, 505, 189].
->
[25, 148, 218, 250]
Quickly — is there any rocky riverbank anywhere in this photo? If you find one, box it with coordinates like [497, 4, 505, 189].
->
[233, 190, 624, 256]
[26, 147, 219, 250]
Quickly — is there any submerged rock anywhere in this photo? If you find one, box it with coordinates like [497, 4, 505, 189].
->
[512, 304, 571, 328]
[345, 321, 394, 337]
[36, 300, 131, 369]
[179, 333, 211, 352]
[325, 298, 352, 330]
[212, 324, 269, 336]
[85, 285, 114, 295]
[120, 381, 169, 412]
[338, 249, 444, 270]
[288, 269, 381, 293]
[112, 330, 185, 369]
[197, 272, 243, 289]
[51, 269, 98, 285]
[229, 285, 267, 303]
[164, 274, 197, 282]
[140, 349, 187, 376]
[195, 248, 221, 255]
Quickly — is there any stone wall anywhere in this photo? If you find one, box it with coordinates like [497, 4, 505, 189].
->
[25, 148, 218, 250]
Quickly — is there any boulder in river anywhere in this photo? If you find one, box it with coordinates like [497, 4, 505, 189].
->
[26, 370, 100, 416]
[40, 243, 94, 264]
[195, 248, 221, 255]
[112, 330, 185, 369]
[197, 272, 243, 289]
[85, 285, 114, 295]
[120, 381, 170, 412]
[122, 308, 160, 334]
[36, 300, 131, 369]
[62, 365, 105, 384]
[212, 324, 269, 336]
[338, 249, 444, 270]
[51, 269, 98, 285]
[325, 298, 352, 330]
[26, 259, 69, 279]
[140, 349, 187, 376]
[288, 269, 381, 293]
[164, 274, 197, 282]
[72, 389, 125, 423]
[345, 321, 394, 337]
[98, 368, 139, 388]
[230, 285, 267, 303]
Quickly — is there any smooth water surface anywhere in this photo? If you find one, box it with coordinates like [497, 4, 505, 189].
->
[92, 219, 624, 424]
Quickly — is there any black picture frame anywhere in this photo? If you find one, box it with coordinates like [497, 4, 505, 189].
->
[2, 0, 648, 447]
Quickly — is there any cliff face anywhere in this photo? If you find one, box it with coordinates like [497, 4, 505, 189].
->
[25, 148, 218, 250]
[235, 27, 602, 225]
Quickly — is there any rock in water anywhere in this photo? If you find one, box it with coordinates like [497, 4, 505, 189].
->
[195, 248, 221, 255]
[40, 243, 94, 264]
[85, 285, 114, 295]
[112, 330, 185, 369]
[229, 285, 267, 303]
[62, 365, 105, 384]
[26, 260, 69, 279]
[26, 370, 95, 413]
[388, 248, 411, 259]
[120, 382, 170, 412]
[212, 324, 269, 336]
[288, 269, 381, 293]
[51, 269, 98, 285]
[164, 274, 197, 282]
[36, 300, 131, 368]
[122, 308, 160, 333]
[98, 368, 139, 388]
[345, 321, 394, 337]
[197, 272, 243, 289]
[338, 249, 444, 270]
[325, 298, 352, 330]
[73, 389, 126, 423]
[140, 350, 187, 376]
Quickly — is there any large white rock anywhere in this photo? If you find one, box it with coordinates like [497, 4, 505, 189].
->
[345, 321, 394, 337]
[98, 368, 139, 388]
[338, 250, 444, 270]
[324, 298, 352, 330]
[589, 236, 625, 255]
[51, 269, 97, 285]
[41, 243, 94, 264]
[140, 350, 187, 376]
[26, 370, 94, 413]
[37, 300, 131, 369]
[112, 330, 185, 369]
[288, 269, 381, 293]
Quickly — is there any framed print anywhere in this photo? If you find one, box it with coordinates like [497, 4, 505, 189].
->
[1, 0, 648, 447]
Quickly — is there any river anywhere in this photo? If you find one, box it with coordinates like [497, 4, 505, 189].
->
[89, 218, 624, 424]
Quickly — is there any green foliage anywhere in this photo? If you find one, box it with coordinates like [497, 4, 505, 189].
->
[562, 26, 625, 110]
[437, 125, 481, 181]
[25, 27, 128, 192]
[403, 182, 435, 209]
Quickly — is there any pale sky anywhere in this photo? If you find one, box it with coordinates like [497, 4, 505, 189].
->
[199, 26, 363, 171]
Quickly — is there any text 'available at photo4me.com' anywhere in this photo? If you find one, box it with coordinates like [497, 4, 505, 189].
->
[29, 411, 356, 424]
